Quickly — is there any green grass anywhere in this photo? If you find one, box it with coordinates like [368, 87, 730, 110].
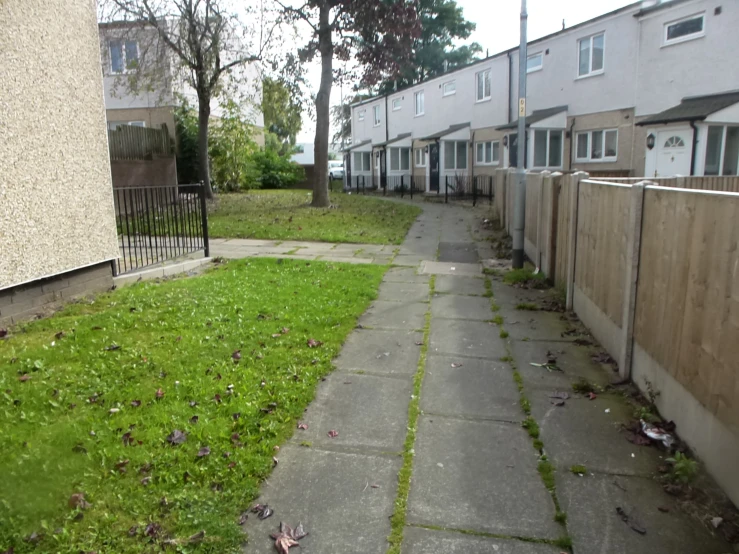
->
[522, 417, 540, 439]
[538, 458, 556, 491]
[570, 464, 587, 475]
[0, 258, 386, 553]
[499, 329, 509, 339]
[207, 190, 421, 244]
[515, 302, 539, 311]
[503, 267, 548, 288]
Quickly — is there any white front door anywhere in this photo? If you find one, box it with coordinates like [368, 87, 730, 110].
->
[654, 129, 692, 177]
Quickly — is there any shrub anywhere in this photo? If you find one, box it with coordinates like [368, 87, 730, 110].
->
[250, 149, 305, 189]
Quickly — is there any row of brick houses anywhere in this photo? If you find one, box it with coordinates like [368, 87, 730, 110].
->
[347, 0, 739, 191]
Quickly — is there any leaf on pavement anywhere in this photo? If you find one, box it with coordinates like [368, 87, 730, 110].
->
[297, 422, 308, 430]
[327, 430, 338, 438]
[270, 521, 308, 553]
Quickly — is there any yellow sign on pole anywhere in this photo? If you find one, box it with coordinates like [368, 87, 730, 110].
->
[519, 98, 526, 117]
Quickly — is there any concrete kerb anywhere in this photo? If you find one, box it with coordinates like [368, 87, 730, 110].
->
[113, 257, 212, 287]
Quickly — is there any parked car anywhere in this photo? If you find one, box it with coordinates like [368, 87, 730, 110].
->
[329, 161, 344, 180]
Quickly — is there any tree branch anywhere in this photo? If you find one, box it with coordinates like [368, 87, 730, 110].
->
[274, 0, 318, 33]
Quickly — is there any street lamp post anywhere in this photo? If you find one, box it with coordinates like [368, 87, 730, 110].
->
[512, 0, 528, 269]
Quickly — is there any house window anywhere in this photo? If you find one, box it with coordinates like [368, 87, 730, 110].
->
[664, 13, 705, 45]
[575, 129, 618, 162]
[475, 141, 500, 165]
[415, 148, 427, 167]
[415, 91, 425, 116]
[533, 130, 563, 168]
[527, 53, 543, 73]
[392, 98, 402, 111]
[476, 69, 491, 101]
[108, 121, 145, 130]
[443, 80, 456, 96]
[577, 33, 604, 77]
[109, 40, 138, 73]
[704, 125, 739, 176]
[389, 147, 411, 171]
[353, 151, 371, 172]
[373, 105, 381, 126]
[358, 110, 365, 121]
[444, 141, 468, 170]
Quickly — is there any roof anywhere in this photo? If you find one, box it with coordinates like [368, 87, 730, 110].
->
[634, 0, 693, 17]
[421, 123, 471, 141]
[496, 106, 568, 130]
[636, 91, 739, 126]
[345, 139, 373, 152]
[373, 133, 412, 148]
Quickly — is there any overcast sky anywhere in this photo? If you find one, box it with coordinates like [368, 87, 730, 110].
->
[295, 0, 634, 142]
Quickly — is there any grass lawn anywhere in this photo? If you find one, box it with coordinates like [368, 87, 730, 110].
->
[0, 258, 386, 553]
[208, 190, 421, 244]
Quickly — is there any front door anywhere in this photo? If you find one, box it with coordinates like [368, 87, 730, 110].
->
[380, 150, 387, 190]
[654, 129, 691, 177]
[344, 153, 351, 189]
[429, 142, 440, 191]
[374, 151, 382, 189]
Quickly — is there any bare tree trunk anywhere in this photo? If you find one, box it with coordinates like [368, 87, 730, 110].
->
[197, 91, 214, 199]
[312, 2, 332, 208]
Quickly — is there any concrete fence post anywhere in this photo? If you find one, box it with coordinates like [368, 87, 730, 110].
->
[548, 172, 563, 279]
[537, 171, 551, 271]
[565, 171, 589, 311]
[618, 181, 648, 381]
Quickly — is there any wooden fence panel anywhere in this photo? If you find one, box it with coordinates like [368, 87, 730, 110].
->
[634, 188, 739, 432]
[108, 124, 172, 161]
[678, 176, 739, 192]
[574, 181, 630, 327]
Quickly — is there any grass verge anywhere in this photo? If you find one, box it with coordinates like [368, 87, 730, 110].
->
[0, 258, 386, 553]
[387, 276, 435, 554]
[208, 190, 421, 244]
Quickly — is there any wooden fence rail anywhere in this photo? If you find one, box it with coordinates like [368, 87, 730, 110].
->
[108, 123, 173, 161]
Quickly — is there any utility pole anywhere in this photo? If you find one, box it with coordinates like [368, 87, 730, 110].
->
[512, 0, 528, 269]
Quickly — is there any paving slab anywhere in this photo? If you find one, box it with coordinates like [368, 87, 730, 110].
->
[557, 472, 729, 554]
[334, 328, 423, 375]
[421, 355, 521, 421]
[383, 267, 430, 284]
[431, 294, 492, 321]
[403, 526, 563, 554]
[279, 241, 338, 251]
[294, 372, 412, 451]
[491, 280, 554, 308]
[504, 310, 576, 342]
[438, 241, 479, 263]
[242, 445, 400, 554]
[358, 300, 427, 330]
[420, 261, 481, 276]
[377, 281, 430, 303]
[429, 319, 505, 358]
[510, 339, 613, 391]
[434, 274, 486, 296]
[530, 391, 663, 476]
[314, 255, 373, 264]
[394, 254, 426, 267]
[407, 416, 561, 538]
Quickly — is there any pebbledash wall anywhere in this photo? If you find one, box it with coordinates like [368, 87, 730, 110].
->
[0, 0, 120, 326]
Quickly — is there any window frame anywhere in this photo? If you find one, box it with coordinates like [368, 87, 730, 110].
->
[574, 129, 618, 163]
[353, 151, 371, 172]
[532, 130, 564, 169]
[414, 91, 425, 117]
[475, 69, 492, 102]
[475, 140, 500, 165]
[392, 98, 402, 111]
[442, 80, 457, 97]
[704, 125, 739, 176]
[373, 105, 381, 127]
[415, 148, 427, 167]
[663, 12, 705, 46]
[358, 110, 366, 121]
[444, 140, 468, 171]
[109, 39, 139, 74]
[388, 147, 411, 172]
[577, 32, 605, 78]
[526, 52, 543, 74]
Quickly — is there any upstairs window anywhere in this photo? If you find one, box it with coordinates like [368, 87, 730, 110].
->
[373, 105, 381, 126]
[527, 53, 543, 73]
[665, 13, 705, 45]
[415, 91, 425, 116]
[476, 69, 491, 101]
[109, 40, 138, 73]
[358, 110, 365, 121]
[443, 80, 456, 96]
[578, 33, 604, 77]
[392, 98, 402, 111]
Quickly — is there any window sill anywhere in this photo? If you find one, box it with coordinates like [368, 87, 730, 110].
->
[574, 158, 618, 164]
[443, 92, 456, 98]
[476, 162, 501, 166]
[475, 97, 492, 104]
[415, 113, 425, 118]
[526, 67, 543, 74]
[575, 71, 604, 81]
[662, 33, 704, 48]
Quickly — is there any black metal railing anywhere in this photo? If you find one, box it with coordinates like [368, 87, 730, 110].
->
[381, 175, 425, 199]
[443, 175, 494, 206]
[113, 184, 209, 275]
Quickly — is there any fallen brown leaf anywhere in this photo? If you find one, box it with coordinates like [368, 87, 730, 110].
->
[18, 374, 31, 382]
[327, 430, 338, 438]
[130, 400, 141, 407]
[307, 338, 323, 348]
[197, 446, 211, 458]
[68, 493, 92, 510]
[166, 429, 187, 445]
[155, 388, 164, 399]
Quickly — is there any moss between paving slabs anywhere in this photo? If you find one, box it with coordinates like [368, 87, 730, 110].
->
[208, 190, 422, 245]
[0, 258, 387, 553]
[387, 276, 435, 554]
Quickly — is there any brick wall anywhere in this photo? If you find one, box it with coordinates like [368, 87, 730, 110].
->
[0, 262, 113, 328]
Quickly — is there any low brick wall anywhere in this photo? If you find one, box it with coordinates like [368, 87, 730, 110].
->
[0, 262, 113, 327]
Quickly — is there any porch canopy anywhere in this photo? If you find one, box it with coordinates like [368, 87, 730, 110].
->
[421, 122, 471, 141]
[636, 90, 739, 126]
[344, 139, 373, 152]
[496, 105, 568, 131]
[373, 132, 412, 149]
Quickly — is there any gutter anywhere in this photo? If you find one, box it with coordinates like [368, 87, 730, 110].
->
[507, 52, 513, 124]
[689, 120, 698, 176]
[568, 117, 576, 172]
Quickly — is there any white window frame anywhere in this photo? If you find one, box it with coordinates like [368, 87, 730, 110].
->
[704, 125, 739, 176]
[577, 32, 605, 78]
[444, 141, 468, 171]
[353, 151, 371, 172]
[415, 148, 427, 167]
[415, 91, 425, 116]
[442, 80, 456, 96]
[373, 105, 381, 127]
[663, 12, 705, 46]
[475, 141, 500, 165]
[389, 147, 410, 172]
[392, 98, 402, 111]
[574, 129, 618, 163]
[358, 110, 365, 121]
[109, 39, 139, 74]
[475, 69, 491, 102]
[532, 130, 564, 169]
[526, 52, 543, 73]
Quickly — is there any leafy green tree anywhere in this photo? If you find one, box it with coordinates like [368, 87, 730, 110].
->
[262, 77, 303, 155]
[378, 0, 481, 93]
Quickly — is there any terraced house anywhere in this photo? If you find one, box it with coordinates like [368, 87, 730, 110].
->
[347, 0, 739, 190]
